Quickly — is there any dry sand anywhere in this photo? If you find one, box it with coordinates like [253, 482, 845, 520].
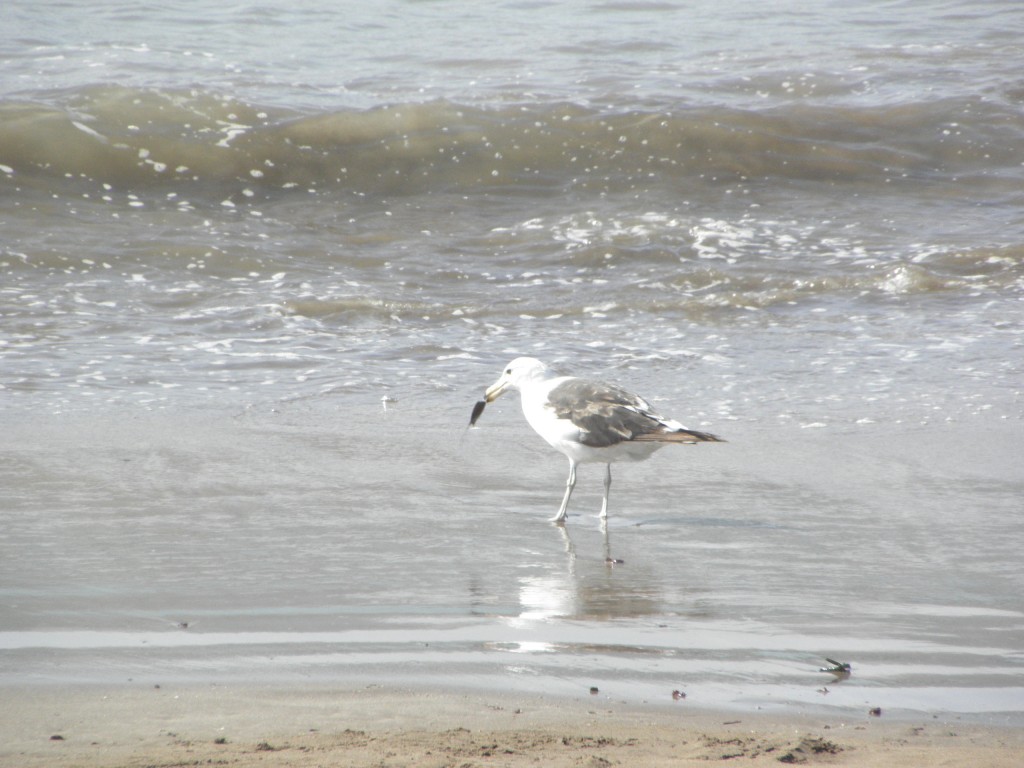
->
[2, 683, 1021, 768]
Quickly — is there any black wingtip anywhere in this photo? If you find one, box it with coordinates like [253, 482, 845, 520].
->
[635, 428, 725, 443]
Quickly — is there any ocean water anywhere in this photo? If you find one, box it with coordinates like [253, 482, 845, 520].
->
[1, 0, 1023, 722]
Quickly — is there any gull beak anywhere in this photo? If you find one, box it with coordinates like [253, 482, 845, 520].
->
[484, 376, 510, 403]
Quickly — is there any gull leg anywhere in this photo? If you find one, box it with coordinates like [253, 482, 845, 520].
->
[551, 459, 577, 523]
[599, 463, 612, 519]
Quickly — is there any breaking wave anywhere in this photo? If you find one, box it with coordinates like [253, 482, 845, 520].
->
[2, 85, 1021, 203]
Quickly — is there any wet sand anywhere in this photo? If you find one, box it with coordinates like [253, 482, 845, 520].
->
[3, 683, 1021, 768]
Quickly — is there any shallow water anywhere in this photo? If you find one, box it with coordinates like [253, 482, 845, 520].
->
[2, 405, 1021, 721]
[1, 0, 1023, 723]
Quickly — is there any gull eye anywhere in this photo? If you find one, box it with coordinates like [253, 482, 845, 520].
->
[505, 368, 512, 374]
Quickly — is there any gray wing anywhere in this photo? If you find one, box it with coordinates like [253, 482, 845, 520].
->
[546, 378, 665, 448]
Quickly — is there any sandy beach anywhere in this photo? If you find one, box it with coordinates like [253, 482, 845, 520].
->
[4, 4, 1023, 768]
[3, 683, 1021, 768]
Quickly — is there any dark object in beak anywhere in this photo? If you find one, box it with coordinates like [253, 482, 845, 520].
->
[469, 399, 487, 426]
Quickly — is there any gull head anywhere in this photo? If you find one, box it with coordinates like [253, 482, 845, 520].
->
[485, 357, 550, 402]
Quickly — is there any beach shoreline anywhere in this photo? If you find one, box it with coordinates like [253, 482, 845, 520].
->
[3, 682, 1021, 767]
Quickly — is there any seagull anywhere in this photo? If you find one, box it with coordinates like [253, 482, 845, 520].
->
[482, 357, 724, 523]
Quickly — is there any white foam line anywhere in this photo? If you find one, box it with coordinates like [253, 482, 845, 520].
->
[71, 120, 109, 143]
